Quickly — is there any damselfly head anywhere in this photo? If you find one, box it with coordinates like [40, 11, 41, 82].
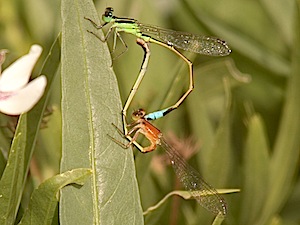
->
[132, 109, 146, 120]
[104, 7, 114, 18]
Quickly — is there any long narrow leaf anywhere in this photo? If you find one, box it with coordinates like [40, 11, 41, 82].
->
[258, 3, 300, 224]
[60, 1, 143, 224]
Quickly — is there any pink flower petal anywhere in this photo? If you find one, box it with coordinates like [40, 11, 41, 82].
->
[0, 75, 47, 115]
[0, 45, 42, 92]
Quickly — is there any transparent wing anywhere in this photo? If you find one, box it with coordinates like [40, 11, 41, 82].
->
[138, 23, 231, 56]
[159, 137, 227, 216]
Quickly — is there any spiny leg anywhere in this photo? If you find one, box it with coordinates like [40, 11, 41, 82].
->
[84, 17, 113, 42]
[122, 38, 151, 135]
[84, 16, 128, 60]
[108, 123, 148, 152]
[111, 31, 129, 60]
[84, 17, 107, 29]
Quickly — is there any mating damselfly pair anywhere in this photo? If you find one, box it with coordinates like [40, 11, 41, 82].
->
[85, 7, 231, 219]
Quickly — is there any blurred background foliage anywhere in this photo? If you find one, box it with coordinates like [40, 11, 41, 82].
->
[0, 0, 299, 224]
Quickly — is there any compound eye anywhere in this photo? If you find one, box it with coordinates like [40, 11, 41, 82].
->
[105, 7, 114, 17]
[137, 109, 146, 117]
[132, 109, 146, 119]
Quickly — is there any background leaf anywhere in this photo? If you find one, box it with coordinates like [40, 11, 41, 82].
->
[19, 168, 91, 225]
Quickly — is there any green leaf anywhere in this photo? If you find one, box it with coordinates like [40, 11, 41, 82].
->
[144, 188, 239, 215]
[240, 114, 270, 225]
[257, 3, 300, 224]
[204, 76, 233, 186]
[187, 60, 247, 184]
[0, 150, 5, 177]
[60, 1, 143, 224]
[0, 38, 60, 225]
[181, 0, 290, 76]
[18, 168, 91, 225]
[260, 0, 294, 45]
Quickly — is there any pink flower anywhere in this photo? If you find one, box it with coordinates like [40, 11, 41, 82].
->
[0, 45, 47, 115]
